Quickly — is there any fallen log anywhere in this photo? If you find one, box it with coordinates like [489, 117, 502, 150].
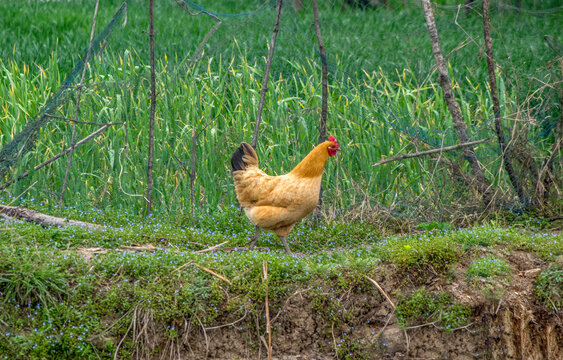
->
[0, 205, 104, 231]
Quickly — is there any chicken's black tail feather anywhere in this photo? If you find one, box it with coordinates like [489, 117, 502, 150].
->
[231, 142, 258, 171]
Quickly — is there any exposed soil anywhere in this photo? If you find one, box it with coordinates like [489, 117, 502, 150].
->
[104, 247, 562, 360]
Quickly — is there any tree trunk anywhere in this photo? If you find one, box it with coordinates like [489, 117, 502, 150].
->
[421, 0, 491, 199]
[482, 0, 527, 206]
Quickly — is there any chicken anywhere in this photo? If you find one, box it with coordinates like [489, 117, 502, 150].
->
[231, 136, 339, 253]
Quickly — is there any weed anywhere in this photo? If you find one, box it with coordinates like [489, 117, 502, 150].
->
[336, 336, 370, 360]
[467, 255, 511, 280]
[378, 233, 463, 278]
[535, 266, 562, 312]
[0, 248, 71, 309]
[395, 289, 472, 331]
[416, 221, 452, 232]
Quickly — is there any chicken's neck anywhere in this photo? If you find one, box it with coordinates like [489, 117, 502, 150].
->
[288, 141, 332, 178]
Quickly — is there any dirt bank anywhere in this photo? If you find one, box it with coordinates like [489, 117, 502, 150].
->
[115, 249, 561, 360]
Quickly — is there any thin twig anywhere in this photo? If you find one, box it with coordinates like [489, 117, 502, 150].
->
[251, 0, 284, 149]
[146, 0, 156, 215]
[0, 124, 113, 192]
[377, 312, 394, 337]
[263, 260, 272, 360]
[177, 1, 222, 66]
[373, 138, 491, 167]
[114, 303, 138, 360]
[60, 0, 100, 209]
[482, 0, 526, 204]
[194, 314, 209, 357]
[331, 323, 338, 358]
[204, 307, 248, 330]
[6, 181, 37, 206]
[193, 263, 231, 284]
[312, 0, 328, 142]
[313, 0, 328, 212]
[194, 241, 228, 254]
[269, 288, 310, 324]
[495, 297, 503, 315]
[45, 114, 123, 127]
[190, 127, 197, 216]
[404, 321, 437, 330]
[170, 260, 193, 275]
[176, 0, 221, 21]
[365, 276, 395, 309]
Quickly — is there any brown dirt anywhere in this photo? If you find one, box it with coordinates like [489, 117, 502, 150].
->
[116, 247, 562, 360]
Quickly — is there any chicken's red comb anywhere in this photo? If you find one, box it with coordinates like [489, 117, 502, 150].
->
[328, 136, 337, 143]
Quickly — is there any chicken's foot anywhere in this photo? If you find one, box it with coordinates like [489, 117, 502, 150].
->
[278, 236, 292, 254]
[248, 226, 261, 247]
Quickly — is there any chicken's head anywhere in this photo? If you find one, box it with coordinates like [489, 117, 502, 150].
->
[327, 136, 339, 157]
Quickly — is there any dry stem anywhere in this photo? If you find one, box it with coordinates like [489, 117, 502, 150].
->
[365, 275, 395, 309]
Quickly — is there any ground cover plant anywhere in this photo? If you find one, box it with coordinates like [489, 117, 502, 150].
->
[0, 205, 561, 358]
[535, 266, 563, 312]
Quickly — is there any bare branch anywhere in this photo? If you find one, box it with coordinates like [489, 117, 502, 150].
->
[176, 0, 222, 67]
[313, 0, 328, 142]
[45, 114, 121, 127]
[0, 124, 113, 192]
[194, 241, 228, 254]
[421, 0, 491, 198]
[373, 138, 492, 167]
[482, 0, 527, 205]
[251, 0, 284, 149]
[146, 0, 156, 215]
[263, 260, 272, 360]
[59, 0, 100, 208]
[313, 0, 328, 212]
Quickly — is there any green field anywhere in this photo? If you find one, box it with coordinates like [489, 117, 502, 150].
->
[0, 0, 561, 216]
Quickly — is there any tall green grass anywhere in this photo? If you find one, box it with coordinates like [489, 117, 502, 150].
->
[0, 0, 560, 216]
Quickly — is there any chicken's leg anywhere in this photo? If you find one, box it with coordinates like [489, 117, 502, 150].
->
[278, 236, 292, 254]
[248, 225, 261, 247]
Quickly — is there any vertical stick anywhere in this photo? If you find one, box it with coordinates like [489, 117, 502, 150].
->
[59, 0, 100, 209]
[540, 57, 562, 201]
[263, 260, 272, 360]
[312, 0, 328, 145]
[190, 127, 197, 217]
[146, 0, 157, 215]
[421, 0, 491, 199]
[250, 0, 283, 242]
[482, 0, 526, 205]
[251, 0, 284, 149]
[313, 0, 328, 211]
